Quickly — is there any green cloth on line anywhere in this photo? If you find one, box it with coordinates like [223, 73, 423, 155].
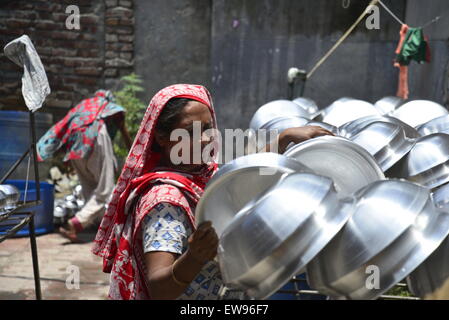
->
[396, 27, 430, 66]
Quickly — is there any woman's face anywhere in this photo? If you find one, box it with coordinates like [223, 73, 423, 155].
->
[156, 100, 215, 171]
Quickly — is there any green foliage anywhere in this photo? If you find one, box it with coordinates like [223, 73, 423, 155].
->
[112, 73, 146, 160]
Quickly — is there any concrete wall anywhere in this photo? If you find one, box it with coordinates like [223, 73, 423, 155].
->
[134, 0, 211, 105]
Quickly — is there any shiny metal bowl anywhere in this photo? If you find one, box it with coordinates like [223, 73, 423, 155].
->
[321, 98, 381, 127]
[284, 136, 384, 198]
[292, 97, 319, 117]
[407, 235, 449, 299]
[391, 100, 448, 128]
[0, 190, 7, 214]
[391, 133, 449, 189]
[218, 172, 354, 299]
[374, 96, 405, 115]
[249, 100, 311, 130]
[417, 114, 449, 136]
[0, 184, 20, 210]
[349, 121, 416, 172]
[307, 179, 449, 300]
[195, 153, 312, 238]
[432, 182, 449, 208]
[339, 115, 420, 140]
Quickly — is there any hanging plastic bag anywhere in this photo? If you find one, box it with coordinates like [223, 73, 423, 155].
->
[3, 35, 51, 112]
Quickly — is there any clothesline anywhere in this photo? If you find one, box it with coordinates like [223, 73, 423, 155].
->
[306, 0, 448, 80]
[378, 0, 449, 29]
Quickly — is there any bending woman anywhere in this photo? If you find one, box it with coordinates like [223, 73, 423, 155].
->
[92, 84, 332, 300]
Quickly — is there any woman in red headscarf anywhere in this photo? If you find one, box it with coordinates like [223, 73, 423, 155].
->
[92, 84, 332, 300]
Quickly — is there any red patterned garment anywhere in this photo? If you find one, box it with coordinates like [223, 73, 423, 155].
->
[92, 84, 218, 300]
[37, 90, 124, 162]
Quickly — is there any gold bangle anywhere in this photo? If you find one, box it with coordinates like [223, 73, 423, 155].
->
[171, 259, 190, 287]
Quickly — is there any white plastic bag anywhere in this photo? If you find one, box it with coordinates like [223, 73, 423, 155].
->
[3, 35, 51, 112]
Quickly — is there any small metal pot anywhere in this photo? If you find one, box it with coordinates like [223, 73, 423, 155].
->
[321, 98, 381, 127]
[249, 100, 311, 131]
[284, 136, 385, 198]
[391, 100, 448, 128]
[0, 184, 20, 210]
[195, 153, 312, 238]
[349, 121, 416, 172]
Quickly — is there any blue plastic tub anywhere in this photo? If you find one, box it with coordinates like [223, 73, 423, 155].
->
[0, 180, 55, 237]
[0, 111, 53, 181]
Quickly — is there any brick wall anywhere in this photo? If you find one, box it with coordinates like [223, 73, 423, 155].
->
[0, 0, 134, 119]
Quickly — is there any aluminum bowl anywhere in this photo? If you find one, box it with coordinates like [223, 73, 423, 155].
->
[390, 133, 449, 189]
[0, 184, 20, 210]
[0, 190, 7, 214]
[307, 179, 449, 300]
[432, 182, 449, 208]
[374, 96, 405, 115]
[321, 98, 381, 127]
[391, 100, 448, 128]
[195, 153, 312, 238]
[292, 97, 319, 117]
[218, 172, 354, 299]
[339, 115, 420, 140]
[417, 114, 449, 136]
[407, 235, 449, 299]
[284, 136, 384, 198]
[249, 100, 311, 130]
[349, 121, 416, 172]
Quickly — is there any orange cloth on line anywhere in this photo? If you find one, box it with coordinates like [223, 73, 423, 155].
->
[394, 24, 410, 100]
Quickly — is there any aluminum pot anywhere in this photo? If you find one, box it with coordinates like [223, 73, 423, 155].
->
[391, 100, 448, 128]
[417, 114, 449, 136]
[195, 153, 312, 238]
[292, 97, 319, 117]
[349, 121, 416, 172]
[307, 179, 449, 300]
[374, 96, 405, 115]
[284, 136, 384, 198]
[218, 172, 354, 299]
[0, 190, 7, 214]
[0, 184, 20, 210]
[339, 115, 420, 140]
[249, 100, 311, 131]
[321, 98, 381, 127]
[390, 133, 449, 189]
[407, 235, 449, 299]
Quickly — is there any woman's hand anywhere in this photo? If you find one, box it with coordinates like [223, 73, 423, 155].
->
[186, 221, 219, 264]
[278, 126, 334, 154]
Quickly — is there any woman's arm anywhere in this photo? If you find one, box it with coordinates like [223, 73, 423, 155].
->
[144, 221, 219, 300]
[262, 126, 335, 154]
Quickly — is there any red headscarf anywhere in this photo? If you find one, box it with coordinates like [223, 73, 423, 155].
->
[92, 84, 218, 299]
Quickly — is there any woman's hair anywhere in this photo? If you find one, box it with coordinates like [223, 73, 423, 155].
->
[153, 98, 191, 151]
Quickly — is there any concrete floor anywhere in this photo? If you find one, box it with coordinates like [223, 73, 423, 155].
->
[0, 228, 110, 300]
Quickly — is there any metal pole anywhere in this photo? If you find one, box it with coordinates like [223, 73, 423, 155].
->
[28, 111, 42, 300]
[28, 214, 42, 300]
